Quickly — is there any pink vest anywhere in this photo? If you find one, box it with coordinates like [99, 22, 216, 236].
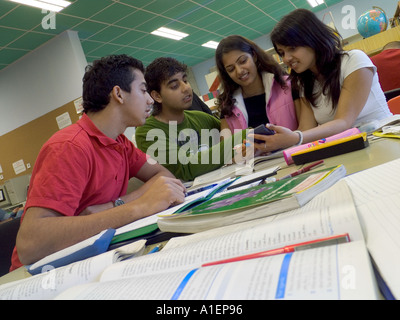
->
[224, 74, 298, 132]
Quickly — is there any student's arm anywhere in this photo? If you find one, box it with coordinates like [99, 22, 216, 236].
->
[295, 98, 317, 131]
[252, 68, 374, 152]
[80, 161, 177, 215]
[162, 129, 246, 182]
[219, 118, 232, 140]
[16, 174, 185, 266]
[301, 67, 373, 142]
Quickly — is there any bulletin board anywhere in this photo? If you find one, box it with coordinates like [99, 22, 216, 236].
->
[0, 98, 82, 181]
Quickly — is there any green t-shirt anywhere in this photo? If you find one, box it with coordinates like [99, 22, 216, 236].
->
[135, 110, 246, 181]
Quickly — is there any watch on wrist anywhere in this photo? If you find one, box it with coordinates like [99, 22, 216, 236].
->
[113, 198, 125, 207]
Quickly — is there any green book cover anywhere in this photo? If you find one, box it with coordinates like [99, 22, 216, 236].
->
[160, 165, 345, 220]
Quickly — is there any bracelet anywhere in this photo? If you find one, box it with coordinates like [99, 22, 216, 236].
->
[293, 130, 303, 146]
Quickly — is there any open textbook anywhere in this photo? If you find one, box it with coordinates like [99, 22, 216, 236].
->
[158, 165, 346, 233]
[344, 158, 400, 299]
[53, 180, 378, 300]
[0, 240, 146, 300]
[56, 241, 375, 300]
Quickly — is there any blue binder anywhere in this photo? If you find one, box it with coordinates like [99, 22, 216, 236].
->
[28, 228, 116, 275]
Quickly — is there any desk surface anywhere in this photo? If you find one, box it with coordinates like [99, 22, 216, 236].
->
[1, 136, 399, 286]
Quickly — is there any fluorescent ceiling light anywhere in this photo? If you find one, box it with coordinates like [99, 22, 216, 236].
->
[9, 0, 71, 12]
[306, 0, 324, 8]
[202, 41, 219, 49]
[151, 27, 189, 40]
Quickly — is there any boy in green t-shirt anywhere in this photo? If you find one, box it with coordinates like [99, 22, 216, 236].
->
[135, 57, 246, 181]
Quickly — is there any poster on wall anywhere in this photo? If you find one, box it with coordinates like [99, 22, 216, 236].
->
[74, 97, 84, 114]
[12, 159, 27, 175]
[56, 112, 72, 130]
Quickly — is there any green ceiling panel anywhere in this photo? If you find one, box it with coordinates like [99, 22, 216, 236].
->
[0, 48, 27, 65]
[0, 6, 43, 30]
[162, 1, 202, 20]
[0, 27, 25, 47]
[7, 32, 53, 50]
[0, 0, 347, 69]
[31, 14, 84, 35]
[111, 30, 147, 46]
[75, 20, 109, 40]
[62, 0, 113, 18]
[90, 3, 138, 24]
[88, 25, 129, 43]
[116, 10, 156, 29]
[142, 0, 186, 14]
[80, 40, 105, 54]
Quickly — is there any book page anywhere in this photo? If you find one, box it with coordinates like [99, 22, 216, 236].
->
[0, 240, 146, 300]
[100, 180, 364, 282]
[165, 179, 364, 249]
[55, 241, 378, 300]
[344, 158, 400, 299]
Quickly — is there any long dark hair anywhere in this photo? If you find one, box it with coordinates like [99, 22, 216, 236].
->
[215, 35, 288, 117]
[271, 8, 345, 110]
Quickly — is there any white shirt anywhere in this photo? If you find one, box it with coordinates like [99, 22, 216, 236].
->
[304, 50, 391, 127]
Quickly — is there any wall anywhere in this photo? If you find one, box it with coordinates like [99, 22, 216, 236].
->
[0, 99, 81, 181]
[0, 30, 87, 136]
[191, 0, 398, 95]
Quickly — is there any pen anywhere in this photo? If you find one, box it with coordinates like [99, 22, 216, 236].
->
[227, 171, 278, 190]
[202, 233, 350, 267]
[185, 183, 218, 197]
[147, 244, 164, 254]
[279, 160, 324, 180]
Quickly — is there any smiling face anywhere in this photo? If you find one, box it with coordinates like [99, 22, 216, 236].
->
[221, 50, 260, 90]
[275, 44, 317, 75]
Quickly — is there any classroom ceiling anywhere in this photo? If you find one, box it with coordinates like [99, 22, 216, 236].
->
[0, 0, 345, 71]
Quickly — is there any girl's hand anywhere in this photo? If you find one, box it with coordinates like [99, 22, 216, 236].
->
[248, 124, 300, 153]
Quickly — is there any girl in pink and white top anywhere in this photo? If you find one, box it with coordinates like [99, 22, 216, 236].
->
[215, 35, 299, 138]
[253, 8, 392, 153]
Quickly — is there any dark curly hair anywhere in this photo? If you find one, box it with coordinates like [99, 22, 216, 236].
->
[82, 54, 145, 113]
[145, 57, 188, 116]
[215, 35, 288, 118]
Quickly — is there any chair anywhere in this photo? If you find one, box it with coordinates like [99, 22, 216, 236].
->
[0, 217, 21, 277]
[384, 88, 400, 101]
[388, 95, 400, 114]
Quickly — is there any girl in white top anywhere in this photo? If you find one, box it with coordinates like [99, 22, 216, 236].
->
[250, 8, 392, 153]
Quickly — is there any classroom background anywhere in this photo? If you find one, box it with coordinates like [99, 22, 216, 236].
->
[0, 0, 399, 181]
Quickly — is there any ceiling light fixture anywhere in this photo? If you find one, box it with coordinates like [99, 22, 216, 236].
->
[151, 27, 189, 41]
[306, 0, 324, 8]
[9, 0, 71, 12]
[202, 41, 219, 49]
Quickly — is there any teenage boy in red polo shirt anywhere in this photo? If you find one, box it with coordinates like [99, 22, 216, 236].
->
[11, 54, 186, 271]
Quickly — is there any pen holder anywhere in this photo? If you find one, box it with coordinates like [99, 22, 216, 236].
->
[291, 132, 369, 165]
[283, 128, 361, 165]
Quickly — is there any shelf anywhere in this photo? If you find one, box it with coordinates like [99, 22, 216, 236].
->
[343, 25, 400, 56]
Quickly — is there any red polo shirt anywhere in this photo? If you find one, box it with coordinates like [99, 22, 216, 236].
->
[10, 114, 147, 271]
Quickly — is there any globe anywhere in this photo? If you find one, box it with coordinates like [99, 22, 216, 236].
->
[357, 8, 388, 38]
